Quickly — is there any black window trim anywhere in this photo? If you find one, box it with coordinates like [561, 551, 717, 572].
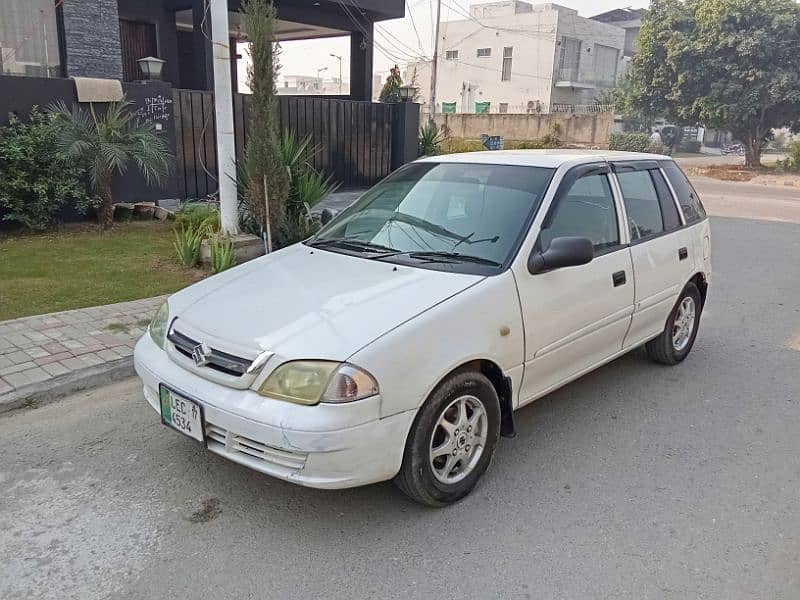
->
[538, 162, 627, 258]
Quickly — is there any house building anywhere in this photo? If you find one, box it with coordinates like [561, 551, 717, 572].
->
[408, 1, 626, 114]
[590, 7, 645, 58]
[0, 0, 419, 205]
[0, 0, 404, 101]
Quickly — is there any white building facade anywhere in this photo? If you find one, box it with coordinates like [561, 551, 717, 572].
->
[410, 1, 626, 114]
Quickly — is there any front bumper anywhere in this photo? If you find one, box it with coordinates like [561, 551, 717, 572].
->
[134, 334, 416, 489]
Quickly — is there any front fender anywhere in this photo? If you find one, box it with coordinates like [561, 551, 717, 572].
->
[347, 271, 526, 419]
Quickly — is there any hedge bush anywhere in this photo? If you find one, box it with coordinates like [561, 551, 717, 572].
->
[788, 140, 800, 170]
[609, 133, 652, 153]
[0, 109, 88, 230]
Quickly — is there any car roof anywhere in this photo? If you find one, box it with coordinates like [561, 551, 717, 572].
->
[415, 149, 671, 169]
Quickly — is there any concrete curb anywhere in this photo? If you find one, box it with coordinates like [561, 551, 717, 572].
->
[0, 357, 135, 415]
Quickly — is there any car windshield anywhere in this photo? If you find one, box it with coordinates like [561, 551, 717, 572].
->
[308, 162, 555, 273]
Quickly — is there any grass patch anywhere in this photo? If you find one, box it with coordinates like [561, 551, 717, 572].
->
[0, 221, 205, 321]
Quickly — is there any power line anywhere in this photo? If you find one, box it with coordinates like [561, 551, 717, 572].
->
[406, 0, 426, 55]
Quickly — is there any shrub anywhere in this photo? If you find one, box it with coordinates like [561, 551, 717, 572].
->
[609, 133, 652, 153]
[210, 236, 236, 274]
[419, 121, 448, 156]
[0, 109, 88, 230]
[175, 204, 220, 234]
[294, 169, 341, 208]
[174, 224, 204, 267]
[787, 139, 800, 171]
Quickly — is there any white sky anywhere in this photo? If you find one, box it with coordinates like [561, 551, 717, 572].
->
[277, 0, 650, 80]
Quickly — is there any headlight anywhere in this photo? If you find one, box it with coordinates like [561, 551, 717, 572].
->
[149, 302, 170, 349]
[258, 361, 379, 405]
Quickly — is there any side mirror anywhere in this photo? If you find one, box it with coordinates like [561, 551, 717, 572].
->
[528, 236, 594, 275]
[320, 208, 337, 226]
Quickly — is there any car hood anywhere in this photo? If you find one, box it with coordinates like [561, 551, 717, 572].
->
[168, 243, 484, 360]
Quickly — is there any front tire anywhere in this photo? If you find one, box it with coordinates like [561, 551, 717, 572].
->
[646, 282, 703, 365]
[394, 371, 501, 507]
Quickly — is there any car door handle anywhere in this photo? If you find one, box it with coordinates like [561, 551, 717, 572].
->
[678, 247, 689, 261]
[612, 271, 627, 287]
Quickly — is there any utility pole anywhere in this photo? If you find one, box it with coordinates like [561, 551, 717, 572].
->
[209, 0, 239, 236]
[429, 0, 442, 123]
[330, 53, 343, 94]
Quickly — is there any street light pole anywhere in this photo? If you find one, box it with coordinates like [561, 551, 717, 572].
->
[316, 66, 328, 93]
[330, 53, 342, 94]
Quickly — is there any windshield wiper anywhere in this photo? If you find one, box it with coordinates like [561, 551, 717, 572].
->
[307, 237, 399, 254]
[401, 251, 503, 267]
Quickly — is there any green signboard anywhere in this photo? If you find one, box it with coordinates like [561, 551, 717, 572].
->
[442, 102, 457, 114]
[475, 101, 491, 114]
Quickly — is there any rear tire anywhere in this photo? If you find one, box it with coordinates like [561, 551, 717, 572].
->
[646, 282, 702, 365]
[394, 371, 501, 507]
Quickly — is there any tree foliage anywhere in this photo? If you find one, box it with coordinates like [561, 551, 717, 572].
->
[0, 109, 88, 230]
[379, 65, 404, 104]
[242, 0, 289, 244]
[621, 0, 800, 166]
[50, 99, 172, 228]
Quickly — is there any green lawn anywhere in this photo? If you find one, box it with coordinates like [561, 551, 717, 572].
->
[0, 221, 204, 321]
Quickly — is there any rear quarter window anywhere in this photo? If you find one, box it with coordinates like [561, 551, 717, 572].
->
[661, 162, 707, 223]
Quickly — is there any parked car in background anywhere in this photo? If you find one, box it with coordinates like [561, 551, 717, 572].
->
[134, 150, 712, 507]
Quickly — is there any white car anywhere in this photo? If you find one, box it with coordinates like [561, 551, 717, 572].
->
[134, 150, 711, 507]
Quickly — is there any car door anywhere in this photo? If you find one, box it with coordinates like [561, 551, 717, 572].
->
[514, 163, 635, 406]
[611, 161, 698, 348]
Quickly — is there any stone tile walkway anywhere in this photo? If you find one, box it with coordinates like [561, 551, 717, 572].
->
[0, 296, 165, 397]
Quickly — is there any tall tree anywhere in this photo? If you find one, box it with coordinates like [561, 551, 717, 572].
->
[242, 0, 289, 243]
[621, 0, 800, 167]
[379, 65, 403, 104]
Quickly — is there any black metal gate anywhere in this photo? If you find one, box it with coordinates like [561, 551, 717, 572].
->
[173, 90, 398, 200]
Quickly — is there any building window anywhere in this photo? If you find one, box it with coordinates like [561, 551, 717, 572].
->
[593, 44, 619, 87]
[558, 37, 582, 82]
[445, 50, 459, 60]
[501, 46, 512, 81]
[0, 0, 63, 77]
[499, 103, 509, 114]
[476, 48, 491, 58]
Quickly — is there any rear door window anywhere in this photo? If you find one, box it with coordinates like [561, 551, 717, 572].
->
[616, 170, 664, 241]
[661, 162, 707, 223]
[651, 169, 682, 231]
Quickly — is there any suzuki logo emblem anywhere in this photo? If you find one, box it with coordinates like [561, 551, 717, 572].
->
[191, 343, 212, 367]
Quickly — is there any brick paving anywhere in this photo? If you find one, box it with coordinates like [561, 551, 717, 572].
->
[0, 296, 165, 397]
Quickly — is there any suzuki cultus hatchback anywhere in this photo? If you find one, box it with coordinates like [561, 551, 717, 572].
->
[135, 151, 711, 506]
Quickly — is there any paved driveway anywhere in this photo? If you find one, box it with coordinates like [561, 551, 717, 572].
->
[2, 185, 800, 600]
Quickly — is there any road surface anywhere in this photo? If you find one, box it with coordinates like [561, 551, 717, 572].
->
[2, 180, 800, 600]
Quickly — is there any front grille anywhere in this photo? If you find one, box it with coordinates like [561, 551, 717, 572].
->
[168, 328, 253, 377]
[205, 421, 308, 470]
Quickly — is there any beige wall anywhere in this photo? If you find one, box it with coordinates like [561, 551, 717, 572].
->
[434, 112, 613, 147]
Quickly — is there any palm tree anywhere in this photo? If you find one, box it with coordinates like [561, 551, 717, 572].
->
[50, 98, 172, 229]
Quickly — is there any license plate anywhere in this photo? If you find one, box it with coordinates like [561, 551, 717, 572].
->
[159, 384, 205, 443]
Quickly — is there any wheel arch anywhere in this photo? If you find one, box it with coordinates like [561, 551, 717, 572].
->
[440, 359, 516, 438]
[689, 272, 709, 308]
